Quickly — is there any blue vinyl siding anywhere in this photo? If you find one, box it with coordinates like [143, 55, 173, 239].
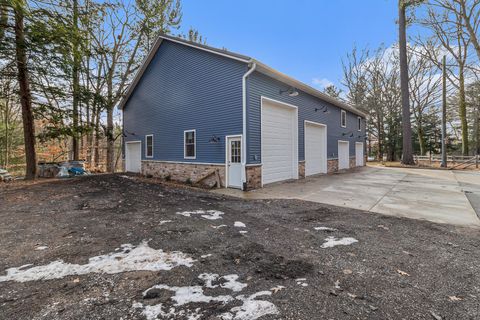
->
[123, 40, 247, 163]
[246, 71, 366, 164]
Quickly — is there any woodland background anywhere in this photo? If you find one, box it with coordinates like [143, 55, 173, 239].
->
[0, 0, 479, 177]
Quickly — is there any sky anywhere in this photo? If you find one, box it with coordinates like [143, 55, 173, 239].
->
[178, 0, 412, 92]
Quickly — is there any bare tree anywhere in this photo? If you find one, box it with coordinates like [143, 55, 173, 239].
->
[408, 47, 442, 155]
[421, 0, 472, 155]
[89, 0, 181, 172]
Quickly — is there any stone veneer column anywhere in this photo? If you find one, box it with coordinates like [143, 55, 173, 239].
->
[245, 165, 262, 190]
[298, 161, 305, 179]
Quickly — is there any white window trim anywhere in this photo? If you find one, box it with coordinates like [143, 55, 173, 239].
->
[341, 110, 347, 128]
[145, 134, 154, 158]
[184, 129, 196, 159]
[357, 116, 362, 131]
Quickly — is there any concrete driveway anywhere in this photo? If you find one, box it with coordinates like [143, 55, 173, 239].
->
[216, 166, 480, 227]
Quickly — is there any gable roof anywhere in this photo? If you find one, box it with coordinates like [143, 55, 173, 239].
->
[119, 34, 367, 118]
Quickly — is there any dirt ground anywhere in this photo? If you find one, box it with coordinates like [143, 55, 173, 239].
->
[0, 174, 479, 320]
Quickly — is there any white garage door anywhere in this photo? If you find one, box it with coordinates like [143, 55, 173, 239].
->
[261, 99, 298, 185]
[125, 141, 141, 173]
[305, 122, 327, 176]
[338, 141, 349, 170]
[355, 142, 364, 166]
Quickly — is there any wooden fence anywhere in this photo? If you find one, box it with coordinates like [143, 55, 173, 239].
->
[414, 155, 479, 169]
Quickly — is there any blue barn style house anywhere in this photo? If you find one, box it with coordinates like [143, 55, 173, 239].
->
[121, 34, 367, 190]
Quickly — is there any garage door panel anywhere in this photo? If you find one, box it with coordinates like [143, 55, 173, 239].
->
[338, 141, 349, 170]
[261, 100, 298, 185]
[305, 123, 327, 176]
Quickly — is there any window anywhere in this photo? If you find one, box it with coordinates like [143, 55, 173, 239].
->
[230, 140, 241, 163]
[357, 117, 362, 131]
[184, 130, 196, 159]
[341, 110, 347, 128]
[145, 135, 153, 158]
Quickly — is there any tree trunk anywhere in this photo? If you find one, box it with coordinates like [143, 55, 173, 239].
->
[474, 104, 480, 155]
[458, 63, 469, 155]
[418, 125, 425, 156]
[106, 106, 114, 172]
[14, 3, 37, 179]
[94, 105, 100, 168]
[71, 0, 80, 160]
[399, 2, 414, 165]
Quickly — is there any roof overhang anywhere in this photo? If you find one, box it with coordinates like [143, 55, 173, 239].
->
[253, 60, 367, 118]
[118, 34, 367, 118]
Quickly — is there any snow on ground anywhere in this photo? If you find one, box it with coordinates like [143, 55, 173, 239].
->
[176, 210, 224, 220]
[199, 273, 248, 292]
[135, 273, 278, 320]
[158, 220, 172, 225]
[211, 224, 227, 229]
[34, 246, 48, 251]
[313, 227, 337, 232]
[220, 291, 279, 320]
[320, 236, 358, 248]
[0, 241, 195, 283]
[295, 278, 308, 287]
[234, 221, 246, 228]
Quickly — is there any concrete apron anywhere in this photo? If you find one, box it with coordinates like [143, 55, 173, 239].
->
[213, 166, 480, 227]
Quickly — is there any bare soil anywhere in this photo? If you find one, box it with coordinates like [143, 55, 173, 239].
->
[0, 174, 479, 320]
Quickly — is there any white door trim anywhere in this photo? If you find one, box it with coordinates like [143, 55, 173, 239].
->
[338, 140, 350, 170]
[225, 134, 243, 189]
[260, 96, 299, 187]
[304, 120, 327, 175]
[125, 140, 142, 173]
[355, 142, 364, 166]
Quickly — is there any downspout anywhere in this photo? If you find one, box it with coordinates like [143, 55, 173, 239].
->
[242, 61, 256, 190]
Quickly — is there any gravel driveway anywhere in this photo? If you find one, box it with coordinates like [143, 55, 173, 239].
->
[0, 174, 479, 320]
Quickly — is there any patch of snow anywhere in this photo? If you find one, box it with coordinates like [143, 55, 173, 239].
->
[234, 221, 246, 228]
[158, 220, 172, 225]
[198, 273, 247, 292]
[296, 278, 308, 287]
[313, 226, 337, 231]
[0, 241, 195, 283]
[200, 254, 212, 259]
[239, 231, 248, 234]
[35, 246, 48, 251]
[176, 210, 224, 220]
[136, 273, 278, 320]
[211, 224, 227, 229]
[119, 175, 134, 180]
[270, 286, 285, 293]
[321, 236, 358, 248]
[145, 284, 233, 306]
[133, 302, 202, 320]
[221, 291, 279, 320]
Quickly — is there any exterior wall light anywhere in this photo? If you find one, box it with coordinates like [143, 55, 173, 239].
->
[279, 87, 299, 97]
[315, 105, 329, 113]
[209, 135, 221, 143]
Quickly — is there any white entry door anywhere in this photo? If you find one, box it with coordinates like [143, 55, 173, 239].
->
[125, 141, 141, 173]
[261, 99, 298, 185]
[305, 122, 327, 176]
[355, 142, 364, 166]
[338, 141, 350, 170]
[227, 136, 242, 189]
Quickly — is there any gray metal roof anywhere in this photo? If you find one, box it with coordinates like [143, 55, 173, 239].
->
[119, 33, 367, 118]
